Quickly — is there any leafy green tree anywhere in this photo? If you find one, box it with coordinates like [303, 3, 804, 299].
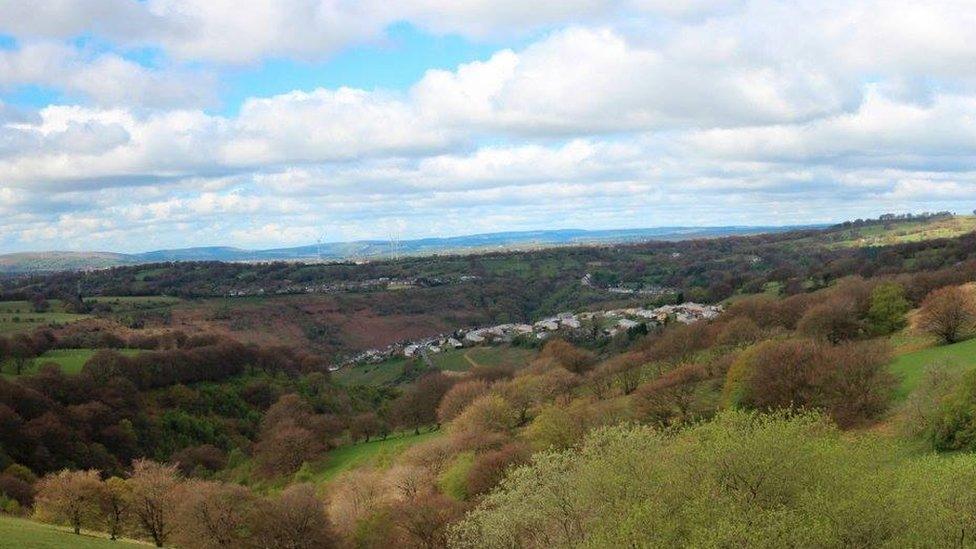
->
[868, 282, 910, 335]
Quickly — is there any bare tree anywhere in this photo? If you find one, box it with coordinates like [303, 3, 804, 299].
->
[251, 483, 335, 549]
[33, 469, 104, 535]
[172, 480, 256, 548]
[127, 459, 181, 547]
[101, 476, 130, 540]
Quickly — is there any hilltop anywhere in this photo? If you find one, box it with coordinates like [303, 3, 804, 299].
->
[0, 225, 812, 274]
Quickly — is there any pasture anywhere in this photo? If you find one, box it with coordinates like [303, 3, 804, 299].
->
[0, 515, 146, 548]
[889, 337, 976, 400]
[2, 348, 141, 377]
[0, 300, 89, 334]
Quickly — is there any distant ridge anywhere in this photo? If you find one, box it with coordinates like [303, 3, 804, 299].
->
[0, 225, 818, 274]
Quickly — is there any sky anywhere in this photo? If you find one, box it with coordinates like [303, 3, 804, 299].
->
[1, 1, 975, 253]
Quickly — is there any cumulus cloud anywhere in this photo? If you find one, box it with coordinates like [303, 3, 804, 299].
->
[0, 41, 215, 108]
[2, 0, 976, 252]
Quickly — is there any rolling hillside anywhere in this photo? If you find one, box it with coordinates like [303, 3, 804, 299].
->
[0, 225, 814, 273]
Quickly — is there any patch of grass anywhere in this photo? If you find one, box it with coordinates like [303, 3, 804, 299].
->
[302, 430, 440, 485]
[2, 348, 140, 377]
[433, 346, 537, 372]
[0, 515, 147, 548]
[438, 451, 475, 501]
[889, 337, 976, 400]
[0, 300, 90, 334]
[334, 356, 419, 386]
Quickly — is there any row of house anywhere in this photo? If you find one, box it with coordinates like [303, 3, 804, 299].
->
[333, 302, 722, 371]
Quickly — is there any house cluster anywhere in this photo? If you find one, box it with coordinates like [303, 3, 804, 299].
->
[334, 302, 722, 370]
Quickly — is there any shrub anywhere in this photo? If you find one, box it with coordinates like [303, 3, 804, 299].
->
[724, 338, 894, 427]
[451, 410, 943, 548]
[438, 452, 475, 501]
[918, 286, 976, 344]
[797, 299, 863, 343]
[437, 380, 490, 424]
[465, 443, 530, 498]
[537, 340, 595, 374]
[450, 394, 518, 435]
[867, 281, 910, 335]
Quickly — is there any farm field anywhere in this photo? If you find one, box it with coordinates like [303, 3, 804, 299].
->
[0, 515, 146, 548]
[1, 348, 141, 377]
[431, 345, 538, 372]
[0, 300, 89, 334]
[889, 337, 976, 400]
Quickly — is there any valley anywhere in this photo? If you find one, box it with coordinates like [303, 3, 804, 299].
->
[2, 214, 976, 547]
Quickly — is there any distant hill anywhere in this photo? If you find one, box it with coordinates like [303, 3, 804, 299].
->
[0, 251, 134, 273]
[0, 225, 815, 273]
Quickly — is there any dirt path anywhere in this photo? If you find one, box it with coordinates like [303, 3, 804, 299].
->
[463, 351, 482, 369]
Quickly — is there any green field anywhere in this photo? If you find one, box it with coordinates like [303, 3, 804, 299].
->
[0, 515, 147, 548]
[2, 348, 141, 377]
[303, 430, 440, 484]
[334, 356, 418, 386]
[431, 346, 537, 372]
[889, 337, 976, 400]
[0, 300, 90, 334]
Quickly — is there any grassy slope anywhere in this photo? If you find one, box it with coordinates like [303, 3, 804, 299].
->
[334, 356, 417, 386]
[889, 337, 976, 400]
[830, 216, 976, 249]
[432, 346, 538, 372]
[305, 430, 440, 484]
[220, 430, 440, 494]
[0, 300, 89, 334]
[0, 515, 146, 548]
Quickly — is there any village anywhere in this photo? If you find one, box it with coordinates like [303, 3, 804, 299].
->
[334, 301, 722, 371]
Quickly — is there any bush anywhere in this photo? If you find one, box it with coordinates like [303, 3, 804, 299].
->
[450, 394, 518, 436]
[437, 380, 490, 424]
[438, 452, 475, 501]
[918, 285, 976, 344]
[797, 299, 863, 343]
[537, 340, 595, 374]
[451, 409, 963, 548]
[465, 443, 530, 498]
[723, 338, 894, 427]
[867, 282, 910, 335]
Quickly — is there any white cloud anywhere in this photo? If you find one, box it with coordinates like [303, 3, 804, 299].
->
[4, 0, 976, 252]
[0, 41, 214, 108]
[223, 87, 452, 165]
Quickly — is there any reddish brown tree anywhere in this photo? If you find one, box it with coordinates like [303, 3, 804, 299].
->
[251, 483, 335, 549]
[918, 286, 976, 344]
